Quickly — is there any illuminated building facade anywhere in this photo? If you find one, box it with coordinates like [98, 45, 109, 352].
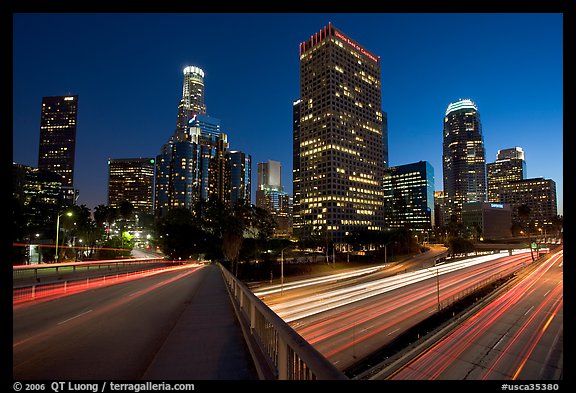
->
[383, 161, 434, 232]
[13, 162, 74, 235]
[292, 99, 302, 233]
[155, 67, 229, 216]
[257, 160, 291, 237]
[295, 23, 386, 243]
[434, 191, 448, 229]
[107, 158, 155, 214]
[462, 202, 512, 239]
[496, 178, 557, 230]
[227, 151, 252, 206]
[176, 66, 207, 134]
[442, 98, 486, 222]
[38, 95, 78, 187]
[487, 147, 527, 203]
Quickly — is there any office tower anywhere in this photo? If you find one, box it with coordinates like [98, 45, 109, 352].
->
[155, 133, 197, 216]
[382, 111, 389, 168]
[227, 151, 251, 207]
[292, 99, 302, 234]
[383, 161, 434, 232]
[496, 178, 557, 230]
[13, 162, 71, 233]
[462, 202, 512, 239]
[442, 98, 486, 222]
[295, 23, 385, 243]
[487, 147, 527, 202]
[434, 191, 448, 229]
[189, 114, 229, 203]
[176, 66, 207, 134]
[257, 160, 291, 237]
[38, 95, 78, 187]
[155, 67, 229, 216]
[107, 158, 155, 214]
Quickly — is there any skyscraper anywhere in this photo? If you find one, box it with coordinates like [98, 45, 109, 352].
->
[487, 147, 527, 203]
[227, 150, 251, 207]
[292, 99, 302, 234]
[497, 177, 557, 230]
[108, 158, 155, 214]
[383, 161, 434, 232]
[257, 160, 291, 237]
[442, 98, 486, 222]
[155, 66, 229, 216]
[38, 95, 78, 187]
[176, 66, 207, 134]
[295, 23, 385, 243]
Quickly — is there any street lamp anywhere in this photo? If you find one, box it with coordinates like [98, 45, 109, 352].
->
[55, 211, 72, 263]
[280, 245, 293, 296]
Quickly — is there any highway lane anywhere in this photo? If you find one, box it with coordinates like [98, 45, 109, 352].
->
[13, 264, 206, 380]
[252, 244, 449, 299]
[389, 248, 563, 380]
[257, 250, 535, 371]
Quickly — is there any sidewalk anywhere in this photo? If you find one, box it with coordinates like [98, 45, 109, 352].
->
[142, 264, 258, 380]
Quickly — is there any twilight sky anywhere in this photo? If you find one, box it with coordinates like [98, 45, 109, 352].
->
[12, 13, 563, 215]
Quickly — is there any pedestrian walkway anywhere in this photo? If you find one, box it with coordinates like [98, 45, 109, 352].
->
[142, 264, 258, 380]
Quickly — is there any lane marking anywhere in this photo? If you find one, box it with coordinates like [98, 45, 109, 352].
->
[493, 334, 506, 350]
[387, 328, 400, 336]
[57, 310, 93, 325]
[524, 305, 534, 316]
[543, 290, 551, 297]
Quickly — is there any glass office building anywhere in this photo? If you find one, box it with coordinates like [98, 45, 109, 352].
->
[442, 98, 486, 222]
[383, 161, 434, 232]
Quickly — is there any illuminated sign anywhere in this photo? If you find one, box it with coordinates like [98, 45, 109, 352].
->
[334, 31, 378, 63]
[64, 97, 75, 101]
[490, 203, 504, 209]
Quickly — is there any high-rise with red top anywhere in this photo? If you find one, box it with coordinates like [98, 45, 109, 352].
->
[294, 23, 386, 244]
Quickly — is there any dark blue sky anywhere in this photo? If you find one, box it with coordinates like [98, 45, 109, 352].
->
[13, 13, 563, 215]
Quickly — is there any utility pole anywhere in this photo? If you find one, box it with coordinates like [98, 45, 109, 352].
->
[436, 268, 440, 311]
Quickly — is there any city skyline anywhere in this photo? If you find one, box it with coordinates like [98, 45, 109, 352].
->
[12, 13, 563, 215]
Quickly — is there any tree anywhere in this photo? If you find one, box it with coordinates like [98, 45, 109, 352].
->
[155, 208, 210, 260]
[550, 215, 563, 238]
[448, 237, 475, 256]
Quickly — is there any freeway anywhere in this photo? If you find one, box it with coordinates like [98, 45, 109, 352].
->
[257, 249, 536, 372]
[13, 263, 256, 380]
[389, 248, 563, 380]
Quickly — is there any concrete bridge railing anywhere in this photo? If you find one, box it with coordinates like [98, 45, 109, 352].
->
[218, 263, 348, 380]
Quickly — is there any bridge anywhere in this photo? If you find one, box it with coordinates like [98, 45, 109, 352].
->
[13, 243, 561, 380]
[12, 258, 346, 380]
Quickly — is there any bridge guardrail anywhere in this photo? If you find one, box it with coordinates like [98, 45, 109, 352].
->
[218, 262, 348, 380]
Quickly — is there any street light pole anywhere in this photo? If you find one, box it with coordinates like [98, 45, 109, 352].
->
[436, 268, 440, 311]
[281, 248, 284, 296]
[55, 211, 72, 263]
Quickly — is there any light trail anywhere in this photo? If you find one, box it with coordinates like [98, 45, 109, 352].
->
[267, 252, 531, 323]
[13, 263, 205, 306]
[389, 249, 563, 380]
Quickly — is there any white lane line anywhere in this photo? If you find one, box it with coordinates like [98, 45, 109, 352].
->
[493, 334, 507, 350]
[524, 305, 534, 316]
[558, 262, 563, 268]
[129, 290, 143, 297]
[543, 290, 551, 297]
[57, 310, 93, 325]
[387, 328, 400, 336]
